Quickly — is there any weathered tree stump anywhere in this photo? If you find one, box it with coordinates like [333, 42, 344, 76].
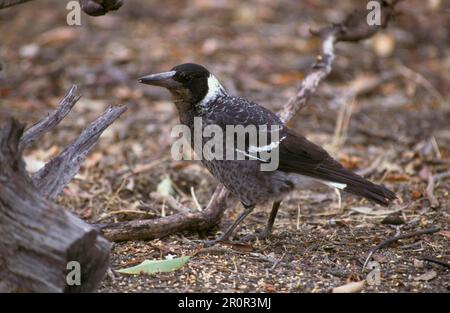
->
[100, 0, 401, 242]
[0, 86, 126, 292]
[0, 118, 110, 292]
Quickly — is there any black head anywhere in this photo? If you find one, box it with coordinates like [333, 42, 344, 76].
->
[139, 63, 216, 104]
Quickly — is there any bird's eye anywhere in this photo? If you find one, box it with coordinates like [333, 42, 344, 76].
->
[178, 73, 190, 82]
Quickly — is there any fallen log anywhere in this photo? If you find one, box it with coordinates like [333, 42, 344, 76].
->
[100, 0, 402, 242]
[0, 87, 127, 292]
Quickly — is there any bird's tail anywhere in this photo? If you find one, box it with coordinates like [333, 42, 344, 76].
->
[314, 159, 396, 206]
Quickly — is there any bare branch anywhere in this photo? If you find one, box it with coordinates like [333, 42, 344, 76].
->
[363, 227, 440, 270]
[310, 0, 401, 42]
[101, 185, 228, 241]
[277, 34, 336, 123]
[19, 85, 80, 151]
[32, 105, 127, 199]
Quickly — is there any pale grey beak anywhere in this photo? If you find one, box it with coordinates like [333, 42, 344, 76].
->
[138, 70, 181, 88]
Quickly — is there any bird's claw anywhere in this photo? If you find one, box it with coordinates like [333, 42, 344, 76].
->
[202, 238, 222, 247]
[239, 229, 271, 243]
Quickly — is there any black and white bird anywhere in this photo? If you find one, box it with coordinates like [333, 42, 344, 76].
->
[139, 63, 396, 244]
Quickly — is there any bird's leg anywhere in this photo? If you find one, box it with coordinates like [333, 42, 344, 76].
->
[203, 204, 255, 247]
[239, 201, 281, 243]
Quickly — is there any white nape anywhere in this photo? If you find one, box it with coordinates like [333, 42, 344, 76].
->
[198, 74, 225, 106]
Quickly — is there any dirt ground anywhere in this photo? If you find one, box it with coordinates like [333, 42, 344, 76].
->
[1, 0, 449, 292]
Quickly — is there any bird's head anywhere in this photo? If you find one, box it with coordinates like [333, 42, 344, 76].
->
[139, 63, 225, 109]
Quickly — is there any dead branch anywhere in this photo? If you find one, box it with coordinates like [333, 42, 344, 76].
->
[421, 256, 450, 270]
[150, 192, 191, 214]
[433, 170, 450, 182]
[19, 85, 80, 151]
[328, 71, 400, 152]
[101, 186, 228, 241]
[363, 227, 440, 270]
[0, 86, 126, 291]
[0, 0, 124, 16]
[0, 0, 32, 9]
[278, 0, 401, 123]
[100, 0, 401, 242]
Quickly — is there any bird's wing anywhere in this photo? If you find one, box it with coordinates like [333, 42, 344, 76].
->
[206, 96, 283, 126]
[204, 97, 285, 162]
[278, 128, 396, 205]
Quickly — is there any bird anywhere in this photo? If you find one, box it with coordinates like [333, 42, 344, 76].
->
[139, 63, 396, 245]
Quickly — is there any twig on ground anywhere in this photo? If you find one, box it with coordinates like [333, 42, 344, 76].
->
[190, 186, 203, 212]
[433, 170, 450, 182]
[193, 246, 238, 256]
[329, 97, 355, 153]
[396, 64, 449, 109]
[19, 85, 80, 150]
[421, 256, 450, 270]
[32, 105, 127, 199]
[150, 192, 191, 214]
[362, 227, 440, 270]
[425, 169, 440, 208]
[356, 155, 385, 177]
[271, 253, 285, 270]
[101, 186, 228, 241]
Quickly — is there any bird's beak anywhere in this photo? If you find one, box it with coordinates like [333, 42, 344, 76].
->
[138, 71, 181, 88]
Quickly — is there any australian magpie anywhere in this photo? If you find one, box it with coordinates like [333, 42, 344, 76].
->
[139, 63, 396, 244]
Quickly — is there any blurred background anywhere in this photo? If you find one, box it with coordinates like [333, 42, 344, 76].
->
[0, 0, 449, 292]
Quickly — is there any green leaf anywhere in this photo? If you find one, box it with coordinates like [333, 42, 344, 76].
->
[156, 176, 174, 196]
[116, 256, 190, 275]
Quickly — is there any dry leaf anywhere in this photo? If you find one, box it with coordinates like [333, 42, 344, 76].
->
[413, 259, 424, 268]
[23, 155, 46, 173]
[411, 190, 422, 200]
[414, 270, 437, 281]
[332, 280, 365, 293]
[265, 284, 277, 293]
[438, 230, 450, 238]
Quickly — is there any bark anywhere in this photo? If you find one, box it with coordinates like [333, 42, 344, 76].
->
[0, 86, 126, 292]
[0, 118, 110, 292]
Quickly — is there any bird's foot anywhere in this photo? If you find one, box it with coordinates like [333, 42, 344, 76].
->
[202, 239, 218, 247]
[239, 229, 271, 243]
[202, 238, 225, 247]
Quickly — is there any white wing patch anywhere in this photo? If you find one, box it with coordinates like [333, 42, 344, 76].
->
[322, 181, 347, 190]
[248, 135, 286, 153]
[235, 149, 268, 162]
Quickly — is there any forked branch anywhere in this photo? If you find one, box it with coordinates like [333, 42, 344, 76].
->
[100, 0, 401, 242]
